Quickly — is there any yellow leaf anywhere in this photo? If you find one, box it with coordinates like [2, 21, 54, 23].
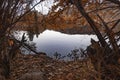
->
[8, 39, 14, 46]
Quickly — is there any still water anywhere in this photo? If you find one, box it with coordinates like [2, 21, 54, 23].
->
[15, 30, 98, 57]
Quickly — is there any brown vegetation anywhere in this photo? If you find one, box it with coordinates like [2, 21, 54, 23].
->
[10, 53, 94, 80]
[0, 0, 120, 80]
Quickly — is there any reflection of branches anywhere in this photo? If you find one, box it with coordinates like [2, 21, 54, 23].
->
[10, 33, 39, 55]
[53, 52, 61, 60]
[53, 52, 65, 60]
[67, 48, 86, 61]
[14, 38, 39, 54]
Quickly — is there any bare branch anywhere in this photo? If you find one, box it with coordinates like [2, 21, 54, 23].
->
[111, 19, 120, 30]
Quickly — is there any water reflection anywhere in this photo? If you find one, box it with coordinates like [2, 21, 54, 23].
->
[32, 30, 98, 57]
[14, 30, 98, 57]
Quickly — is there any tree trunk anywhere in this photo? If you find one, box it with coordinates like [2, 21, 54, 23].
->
[0, 37, 10, 79]
[72, 0, 108, 48]
[0, 57, 10, 79]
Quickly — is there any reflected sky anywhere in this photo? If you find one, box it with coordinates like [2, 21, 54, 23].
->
[32, 30, 98, 56]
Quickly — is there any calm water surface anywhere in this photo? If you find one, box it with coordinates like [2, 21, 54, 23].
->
[15, 30, 98, 57]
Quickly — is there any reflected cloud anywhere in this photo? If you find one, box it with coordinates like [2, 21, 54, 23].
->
[33, 30, 98, 56]
[14, 30, 98, 57]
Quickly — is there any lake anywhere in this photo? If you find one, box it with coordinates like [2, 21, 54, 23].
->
[14, 30, 98, 58]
